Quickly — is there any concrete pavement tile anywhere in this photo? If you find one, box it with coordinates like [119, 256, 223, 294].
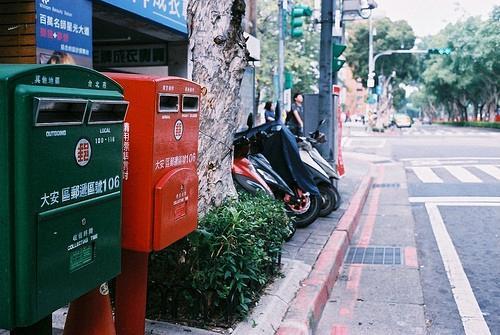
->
[351, 214, 417, 246]
[376, 188, 412, 205]
[372, 204, 414, 217]
[290, 230, 311, 242]
[367, 222, 416, 247]
[305, 235, 330, 245]
[330, 265, 424, 305]
[302, 256, 320, 265]
[234, 259, 311, 335]
[316, 300, 426, 335]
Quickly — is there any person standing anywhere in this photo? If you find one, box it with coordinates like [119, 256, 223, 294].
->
[263, 101, 275, 123]
[286, 93, 305, 136]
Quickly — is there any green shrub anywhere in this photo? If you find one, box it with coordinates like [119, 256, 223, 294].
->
[438, 121, 500, 129]
[146, 192, 292, 326]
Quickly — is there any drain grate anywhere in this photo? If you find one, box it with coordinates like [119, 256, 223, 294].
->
[372, 183, 401, 189]
[345, 247, 402, 265]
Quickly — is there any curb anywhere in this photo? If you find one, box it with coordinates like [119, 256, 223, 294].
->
[276, 175, 373, 335]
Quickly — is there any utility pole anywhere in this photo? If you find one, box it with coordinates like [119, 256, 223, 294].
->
[278, 0, 285, 122]
[317, 0, 335, 160]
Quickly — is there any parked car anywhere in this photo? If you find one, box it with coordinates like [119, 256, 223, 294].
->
[422, 116, 432, 125]
[393, 113, 412, 128]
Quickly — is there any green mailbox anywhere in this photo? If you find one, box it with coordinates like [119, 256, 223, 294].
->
[0, 64, 128, 329]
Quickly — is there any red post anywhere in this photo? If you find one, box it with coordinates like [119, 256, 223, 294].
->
[115, 250, 150, 335]
[63, 285, 115, 335]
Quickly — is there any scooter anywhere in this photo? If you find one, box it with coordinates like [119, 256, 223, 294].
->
[297, 121, 342, 216]
[232, 136, 274, 198]
[250, 124, 322, 228]
[234, 121, 322, 228]
[248, 152, 320, 228]
[297, 139, 341, 216]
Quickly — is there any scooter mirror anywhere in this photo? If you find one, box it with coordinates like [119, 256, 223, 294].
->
[247, 112, 254, 130]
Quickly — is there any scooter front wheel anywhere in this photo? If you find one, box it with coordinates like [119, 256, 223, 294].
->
[287, 193, 321, 228]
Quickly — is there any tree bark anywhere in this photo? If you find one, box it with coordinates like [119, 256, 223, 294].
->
[188, 0, 248, 215]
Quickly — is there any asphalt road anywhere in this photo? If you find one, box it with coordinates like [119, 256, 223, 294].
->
[394, 125, 500, 335]
[322, 123, 500, 335]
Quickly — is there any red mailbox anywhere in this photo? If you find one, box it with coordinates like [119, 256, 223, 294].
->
[110, 73, 200, 252]
[106, 73, 201, 335]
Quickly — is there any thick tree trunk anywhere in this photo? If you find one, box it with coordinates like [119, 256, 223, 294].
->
[188, 0, 248, 215]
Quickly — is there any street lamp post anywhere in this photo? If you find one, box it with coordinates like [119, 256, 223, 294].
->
[369, 49, 428, 130]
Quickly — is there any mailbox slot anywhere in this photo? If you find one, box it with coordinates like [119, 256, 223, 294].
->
[88, 100, 129, 124]
[182, 95, 199, 113]
[158, 94, 179, 113]
[33, 97, 87, 126]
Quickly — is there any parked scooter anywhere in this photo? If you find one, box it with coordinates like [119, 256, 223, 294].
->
[233, 120, 321, 228]
[297, 139, 341, 216]
[232, 136, 274, 198]
[296, 121, 341, 216]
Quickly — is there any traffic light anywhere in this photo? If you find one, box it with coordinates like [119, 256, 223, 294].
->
[290, 4, 313, 38]
[428, 47, 452, 55]
[285, 71, 293, 89]
[332, 43, 346, 72]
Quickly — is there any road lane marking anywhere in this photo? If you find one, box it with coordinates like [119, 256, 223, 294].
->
[400, 157, 500, 162]
[344, 138, 386, 148]
[475, 165, 500, 181]
[409, 167, 443, 183]
[436, 203, 500, 207]
[409, 197, 500, 203]
[425, 203, 491, 335]
[442, 166, 483, 183]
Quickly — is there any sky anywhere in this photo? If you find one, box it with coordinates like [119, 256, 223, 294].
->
[374, 0, 498, 37]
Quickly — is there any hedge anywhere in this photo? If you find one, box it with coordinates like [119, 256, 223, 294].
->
[437, 121, 500, 129]
[146, 192, 292, 327]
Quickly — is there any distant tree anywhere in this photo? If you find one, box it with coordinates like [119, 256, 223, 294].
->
[345, 18, 419, 86]
[345, 18, 419, 113]
[420, 13, 499, 121]
[392, 86, 407, 111]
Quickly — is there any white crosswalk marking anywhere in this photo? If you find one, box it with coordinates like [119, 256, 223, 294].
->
[410, 167, 443, 183]
[443, 166, 483, 183]
[475, 165, 500, 181]
[405, 158, 500, 184]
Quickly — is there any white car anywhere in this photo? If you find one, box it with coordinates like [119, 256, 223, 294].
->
[393, 113, 412, 128]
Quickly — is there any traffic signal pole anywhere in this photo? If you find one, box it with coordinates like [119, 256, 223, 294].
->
[317, 0, 335, 161]
[278, 0, 285, 122]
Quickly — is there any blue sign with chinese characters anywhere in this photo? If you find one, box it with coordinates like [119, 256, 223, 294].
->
[35, 0, 93, 67]
[99, 0, 187, 35]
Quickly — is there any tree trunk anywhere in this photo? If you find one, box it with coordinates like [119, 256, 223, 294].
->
[188, 0, 248, 215]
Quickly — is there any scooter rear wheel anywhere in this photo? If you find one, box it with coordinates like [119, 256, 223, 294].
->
[288, 193, 321, 228]
[318, 184, 340, 217]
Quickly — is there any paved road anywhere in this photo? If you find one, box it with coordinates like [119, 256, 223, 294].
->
[317, 124, 500, 335]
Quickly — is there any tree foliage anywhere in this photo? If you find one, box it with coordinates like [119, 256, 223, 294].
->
[256, 0, 320, 102]
[345, 18, 419, 86]
[416, 8, 500, 121]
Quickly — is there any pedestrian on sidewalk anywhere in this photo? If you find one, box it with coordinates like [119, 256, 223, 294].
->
[286, 93, 305, 136]
[264, 101, 276, 123]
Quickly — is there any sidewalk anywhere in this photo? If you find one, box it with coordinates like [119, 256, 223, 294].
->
[315, 158, 425, 334]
